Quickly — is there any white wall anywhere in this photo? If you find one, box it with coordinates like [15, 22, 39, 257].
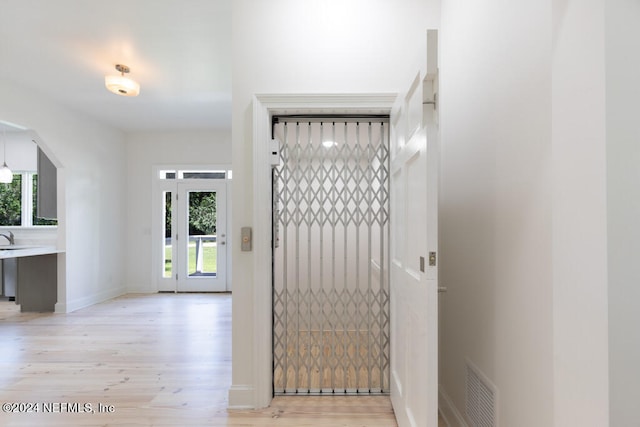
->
[551, 1, 609, 425]
[606, 0, 640, 425]
[0, 78, 127, 312]
[231, 0, 438, 408]
[439, 0, 610, 426]
[439, 1, 554, 425]
[124, 130, 231, 292]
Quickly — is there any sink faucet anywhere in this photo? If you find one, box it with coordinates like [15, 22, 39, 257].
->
[0, 231, 14, 245]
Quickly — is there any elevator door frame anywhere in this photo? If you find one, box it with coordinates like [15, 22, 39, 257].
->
[247, 94, 397, 408]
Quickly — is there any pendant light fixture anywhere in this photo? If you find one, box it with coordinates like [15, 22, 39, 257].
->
[105, 64, 140, 97]
[0, 127, 12, 184]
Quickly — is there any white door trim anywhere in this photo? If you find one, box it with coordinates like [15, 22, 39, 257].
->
[250, 93, 397, 408]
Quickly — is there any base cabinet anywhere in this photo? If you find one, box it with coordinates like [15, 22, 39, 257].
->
[15, 254, 57, 312]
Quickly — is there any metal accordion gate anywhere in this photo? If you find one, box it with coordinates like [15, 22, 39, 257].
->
[272, 116, 390, 395]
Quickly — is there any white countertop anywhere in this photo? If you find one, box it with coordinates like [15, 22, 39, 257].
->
[0, 245, 63, 259]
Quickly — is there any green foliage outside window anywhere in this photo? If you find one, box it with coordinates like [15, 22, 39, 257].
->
[189, 192, 216, 235]
[164, 191, 217, 237]
[165, 192, 172, 238]
[0, 174, 22, 226]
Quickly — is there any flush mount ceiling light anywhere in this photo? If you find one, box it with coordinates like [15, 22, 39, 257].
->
[105, 64, 140, 97]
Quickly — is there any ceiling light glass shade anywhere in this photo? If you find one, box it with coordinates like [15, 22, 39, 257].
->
[0, 163, 13, 183]
[105, 75, 140, 97]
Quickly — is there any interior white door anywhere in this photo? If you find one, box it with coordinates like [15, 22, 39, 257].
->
[389, 30, 439, 427]
[175, 181, 227, 292]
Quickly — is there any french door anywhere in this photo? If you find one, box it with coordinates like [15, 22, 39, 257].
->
[158, 180, 227, 292]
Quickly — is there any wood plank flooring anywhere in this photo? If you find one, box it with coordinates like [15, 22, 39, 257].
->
[0, 294, 405, 427]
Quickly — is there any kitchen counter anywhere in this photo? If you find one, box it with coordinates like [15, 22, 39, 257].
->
[0, 245, 62, 259]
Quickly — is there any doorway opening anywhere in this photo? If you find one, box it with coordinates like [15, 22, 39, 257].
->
[272, 116, 390, 394]
[154, 167, 231, 293]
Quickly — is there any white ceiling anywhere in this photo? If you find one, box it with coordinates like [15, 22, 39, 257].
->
[0, 0, 231, 132]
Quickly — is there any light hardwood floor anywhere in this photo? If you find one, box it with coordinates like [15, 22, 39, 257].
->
[0, 294, 443, 427]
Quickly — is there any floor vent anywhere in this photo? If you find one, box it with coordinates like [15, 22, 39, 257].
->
[465, 359, 497, 427]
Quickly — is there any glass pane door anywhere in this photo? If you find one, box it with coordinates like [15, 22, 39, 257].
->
[177, 182, 227, 292]
[187, 190, 217, 277]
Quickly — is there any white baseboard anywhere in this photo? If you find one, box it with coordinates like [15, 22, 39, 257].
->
[55, 286, 126, 313]
[228, 385, 255, 409]
[439, 385, 468, 427]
